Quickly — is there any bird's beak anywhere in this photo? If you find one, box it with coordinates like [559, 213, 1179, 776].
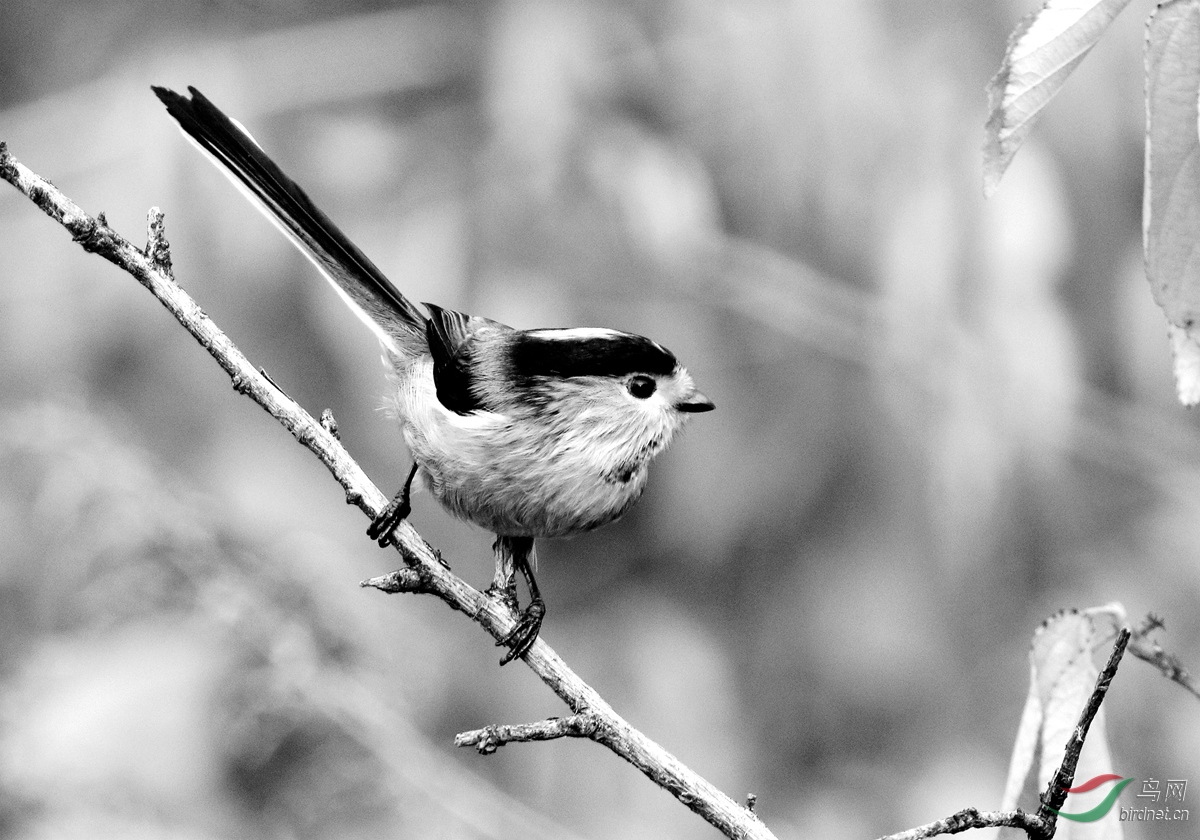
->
[676, 391, 715, 413]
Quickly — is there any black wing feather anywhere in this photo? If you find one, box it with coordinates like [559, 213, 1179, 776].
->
[424, 303, 485, 414]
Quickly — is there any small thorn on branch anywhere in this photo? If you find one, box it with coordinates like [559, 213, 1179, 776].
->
[745, 793, 757, 813]
[361, 567, 429, 594]
[454, 713, 600, 755]
[320, 408, 340, 440]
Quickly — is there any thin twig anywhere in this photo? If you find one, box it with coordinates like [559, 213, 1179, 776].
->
[1127, 613, 1200, 700]
[0, 141, 776, 840]
[455, 713, 601, 755]
[1036, 626, 1131, 836]
[874, 808, 1042, 840]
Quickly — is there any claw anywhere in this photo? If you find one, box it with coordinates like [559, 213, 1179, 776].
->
[367, 494, 410, 546]
[497, 598, 545, 665]
[368, 462, 419, 547]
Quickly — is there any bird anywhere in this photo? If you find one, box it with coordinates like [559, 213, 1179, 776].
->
[153, 85, 714, 664]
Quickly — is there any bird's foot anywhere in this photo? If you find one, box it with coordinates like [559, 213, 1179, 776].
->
[368, 463, 419, 548]
[367, 493, 410, 547]
[497, 597, 545, 666]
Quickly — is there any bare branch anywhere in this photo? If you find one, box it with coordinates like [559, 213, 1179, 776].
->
[1035, 626, 1131, 837]
[874, 807, 1041, 840]
[0, 142, 777, 840]
[455, 713, 601, 755]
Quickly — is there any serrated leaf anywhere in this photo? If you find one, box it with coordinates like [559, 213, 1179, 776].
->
[1145, 0, 1200, 406]
[1001, 605, 1126, 839]
[985, 0, 1136, 197]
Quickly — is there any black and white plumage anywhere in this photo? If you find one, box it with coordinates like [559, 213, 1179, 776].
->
[153, 86, 713, 662]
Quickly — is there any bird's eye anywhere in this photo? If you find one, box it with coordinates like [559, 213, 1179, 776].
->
[628, 375, 656, 399]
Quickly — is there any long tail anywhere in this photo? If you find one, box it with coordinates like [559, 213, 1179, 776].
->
[153, 85, 426, 355]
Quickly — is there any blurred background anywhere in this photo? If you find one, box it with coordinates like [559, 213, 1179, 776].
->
[0, 1, 1196, 838]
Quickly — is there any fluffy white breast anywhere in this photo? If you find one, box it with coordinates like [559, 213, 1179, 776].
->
[386, 356, 667, 537]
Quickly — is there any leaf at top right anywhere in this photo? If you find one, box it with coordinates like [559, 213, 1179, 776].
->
[985, 0, 1136, 197]
[1145, 0, 1200, 405]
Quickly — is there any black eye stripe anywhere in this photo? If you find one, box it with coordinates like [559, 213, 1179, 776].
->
[510, 331, 678, 380]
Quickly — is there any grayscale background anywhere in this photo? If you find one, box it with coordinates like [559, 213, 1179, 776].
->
[0, 2, 1195, 838]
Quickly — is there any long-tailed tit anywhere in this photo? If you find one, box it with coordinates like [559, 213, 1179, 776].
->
[153, 86, 714, 663]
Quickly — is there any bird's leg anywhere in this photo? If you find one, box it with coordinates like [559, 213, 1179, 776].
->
[488, 536, 520, 610]
[367, 461, 419, 547]
[492, 536, 545, 666]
